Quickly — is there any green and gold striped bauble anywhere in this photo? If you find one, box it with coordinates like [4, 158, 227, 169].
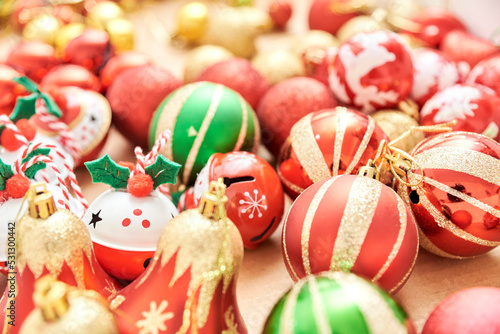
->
[149, 82, 260, 185]
[263, 272, 414, 334]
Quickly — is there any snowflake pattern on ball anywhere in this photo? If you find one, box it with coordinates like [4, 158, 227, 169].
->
[136, 300, 174, 334]
[421, 85, 481, 123]
[239, 189, 267, 219]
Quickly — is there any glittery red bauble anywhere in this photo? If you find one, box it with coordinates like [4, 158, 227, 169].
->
[423, 287, 500, 334]
[257, 77, 336, 157]
[277, 107, 388, 199]
[440, 30, 500, 68]
[106, 65, 182, 148]
[397, 132, 500, 258]
[269, 0, 292, 29]
[466, 54, 500, 96]
[308, 0, 358, 36]
[330, 30, 413, 113]
[41, 64, 101, 92]
[100, 51, 152, 91]
[303, 46, 337, 87]
[0, 64, 27, 115]
[401, 7, 466, 48]
[420, 84, 500, 141]
[5, 41, 61, 83]
[196, 58, 270, 110]
[62, 28, 113, 74]
[282, 174, 418, 293]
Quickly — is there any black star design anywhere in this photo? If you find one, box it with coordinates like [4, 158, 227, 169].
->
[89, 210, 103, 229]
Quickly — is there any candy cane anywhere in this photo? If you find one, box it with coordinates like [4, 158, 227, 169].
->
[132, 146, 147, 177]
[0, 115, 29, 147]
[145, 130, 171, 165]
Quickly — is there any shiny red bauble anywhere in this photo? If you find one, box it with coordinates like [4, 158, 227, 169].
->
[308, 0, 358, 35]
[0, 64, 27, 115]
[422, 287, 500, 334]
[304, 46, 337, 87]
[277, 107, 388, 199]
[440, 30, 500, 68]
[40, 64, 101, 92]
[257, 77, 337, 157]
[466, 54, 500, 96]
[100, 51, 152, 91]
[398, 132, 500, 258]
[420, 84, 500, 141]
[330, 30, 413, 113]
[269, 0, 292, 29]
[282, 174, 419, 293]
[106, 65, 182, 148]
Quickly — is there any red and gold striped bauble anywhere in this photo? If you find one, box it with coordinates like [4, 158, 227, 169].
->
[282, 174, 419, 293]
[277, 107, 388, 199]
[398, 131, 500, 258]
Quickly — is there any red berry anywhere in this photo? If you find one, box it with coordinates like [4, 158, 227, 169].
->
[127, 173, 154, 197]
[6, 174, 30, 199]
[16, 119, 36, 141]
[0, 128, 23, 152]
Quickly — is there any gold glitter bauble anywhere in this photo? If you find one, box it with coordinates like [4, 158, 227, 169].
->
[22, 14, 61, 45]
[106, 18, 134, 52]
[54, 23, 86, 55]
[184, 44, 234, 82]
[337, 15, 389, 43]
[175, 1, 209, 43]
[252, 49, 305, 85]
[86, 1, 125, 30]
[371, 110, 424, 152]
[291, 30, 339, 56]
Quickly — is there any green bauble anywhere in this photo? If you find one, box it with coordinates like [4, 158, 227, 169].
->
[149, 82, 260, 185]
[263, 272, 414, 334]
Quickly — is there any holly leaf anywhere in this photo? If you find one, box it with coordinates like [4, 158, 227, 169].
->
[0, 159, 13, 191]
[85, 154, 130, 189]
[13, 76, 39, 93]
[145, 155, 181, 190]
[21, 148, 51, 179]
[40, 93, 62, 118]
[9, 94, 38, 123]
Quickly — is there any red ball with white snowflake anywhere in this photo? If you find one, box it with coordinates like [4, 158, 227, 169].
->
[410, 48, 460, 108]
[466, 54, 500, 97]
[329, 30, 413, 113]
[179, 151, 284, 249]
[420, 84, 500, 141]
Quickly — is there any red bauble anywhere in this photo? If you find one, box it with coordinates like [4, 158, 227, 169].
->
[466, 54, 500, 96]
[282, 174, 419, 293]
[303, 46, 337, 87]
[257, 77, 337, 156]
[401, 7, 466, 47]
[440, 30, 500, 68]
[5, 41, 60, 83]
[308, 0, 358, 36]
[398, 132, 500, 258]
[100, 51, 152, 91]
[277, 107, 388, 199]
[40, 64, 101, 92]
[106, 65, 182, 148]
[330, 30, 413, 113]
[0, 64, 26, 115]
[423, 287, 500, 334]
[410, 48, 460, 108]
[420, 84, 500, 141]
[269, 0, 292, 29]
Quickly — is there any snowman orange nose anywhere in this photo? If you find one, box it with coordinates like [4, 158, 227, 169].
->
[127, 174, 154, 197]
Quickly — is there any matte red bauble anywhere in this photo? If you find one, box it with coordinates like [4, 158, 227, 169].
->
[466, 54, 500, 96]
[40, 64, 101, 92]
[440, 30, 500, 68]
[277, 107, 388, 199]
[397, 132, 500, 258]
[100, 51, 152, 91]
[282, 174, 419, 293]
[330, 30, 413, 113]
[308, 0, 358, 36]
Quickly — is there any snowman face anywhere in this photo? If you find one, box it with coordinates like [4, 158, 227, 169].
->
[84, 189, 178, 252]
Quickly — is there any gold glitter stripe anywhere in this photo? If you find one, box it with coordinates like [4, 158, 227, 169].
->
[291, 113, 331, 183]
[251, 108, 261, 153]
[389, 241, 418, 294]
[422, 176, 500, 219]
[338, 274, 408, 334]
[330, 177, 382, 272]
[413, 146, 500, 187]
[344, 115, 375, 175]
[308, 276, 332, 334]
[280, 279, 306, 334]
[233, 95, 248, 151]
[277, 167, 305, 194]
[332, 107, 348, 176]
[373, 192, 407, 282]
[282, 200, 301, 281]
[302, 177, 338, 275]
[183, 85, 224, 184]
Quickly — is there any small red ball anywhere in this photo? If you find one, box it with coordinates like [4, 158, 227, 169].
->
[6, 174, 30, 199]
[269, 0, 292, 29]
[15, 119, 36, 141]
[127, 174, 154, 197]
[1, 128, 23, 152]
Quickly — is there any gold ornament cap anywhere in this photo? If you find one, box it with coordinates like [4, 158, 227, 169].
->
[27, 183, 56, 219]
[198, 178, 228, 220]
[33, 275, 70, 322]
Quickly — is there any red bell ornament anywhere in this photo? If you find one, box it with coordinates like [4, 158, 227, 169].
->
[466, 54, 500, 97]
[420, 84, 500, 142]
[40, 64, 102, 92]
[277, 107, 388, 199]
[180, 151, 285, 249]
[282, 174, 419, 293]
[397, 131, 500, 258]
[111, 180, 247, 334]
[330, 30, 414, 113]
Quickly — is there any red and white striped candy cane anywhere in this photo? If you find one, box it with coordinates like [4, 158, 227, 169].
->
[145, 130, 171, 165]
[0, 115, 29, 147]
[131, 146, 146, 177]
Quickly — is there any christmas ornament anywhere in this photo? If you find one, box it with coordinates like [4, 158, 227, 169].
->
[5, 41, 61, 83]
[277, 107, 388, 198]
[308, 0, 362, 36]
[107, 65, 182, 148]
[330, 30, 413, 113]
[257, 77, 337, 157]
[263, 272, 415, 333]
[337, 15, 388, 43]
[0, 182, 121, 333]
[105, 18, 135, 53]
[422, 287, 500, 334]
[86, 1, 125, 31]
[410, 48, 460, 108]
[9, 0, 47, 32]
[183, 45, 234, 83]
[174, 1, 209, 44]
[0, 64, 27, 115]
[466, 54, 500, 96]
[420, 84, 500, 141]
[149, 82, 260, 185]
[99, 51, 152, 91]
[196, 58, 270, 109]
[54, 23, 86, 55]
[22, 14, 61, 45]
[83, 131, 181, 280]
[269, 0, 292, 29]
[180, 151, 284, 249]
[252, 49, 305, 85]
[111, 180, 247, 333]
[397, 131, 500, 258]
[372, 109, 423, 152]
[291, 30, 339, 56]
[40, 64, 102, 92]
[440, 30, 500, 68]
[20, 275, 119, 334]
[302, 46, 338, 86]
